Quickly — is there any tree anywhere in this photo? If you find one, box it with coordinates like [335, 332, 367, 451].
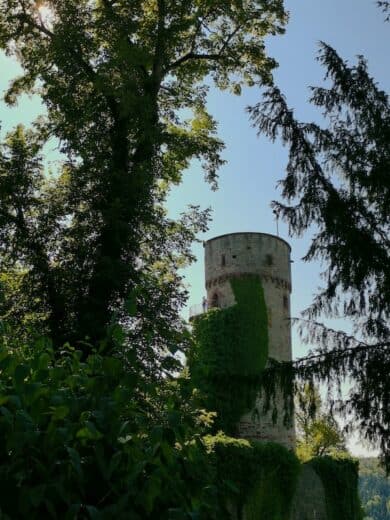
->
[249, 43, 390, 468]
[295, 383, 346, 461]
[0, 0, 287, 349]
[377, 1, 390, 19]
[0, 4, 293, 515]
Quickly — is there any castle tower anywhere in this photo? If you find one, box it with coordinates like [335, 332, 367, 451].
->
[204, 232, 295, 448]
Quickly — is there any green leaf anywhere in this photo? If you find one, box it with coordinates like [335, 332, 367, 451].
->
[67, 447, 83, 479]
[38, 353, 51, 370]
[50, 405, 70, 420]
[124, 296, 137, 316]
[76, 421, 103, 441]
[110, 324, 125, 345]
[86, 505, 100, 519]
[144, 476, 161, 514]
[102, 357, 121, 377]
[29, 485, 46, 507]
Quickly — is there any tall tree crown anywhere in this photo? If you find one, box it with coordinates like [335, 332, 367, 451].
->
[0, 0, 287, 346]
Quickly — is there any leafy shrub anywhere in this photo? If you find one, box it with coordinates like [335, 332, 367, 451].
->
[0, 333, 218, 519]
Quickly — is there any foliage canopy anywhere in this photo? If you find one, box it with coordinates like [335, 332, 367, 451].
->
[0, 0, 287, 349]
[0, 1, 293, 517]
[295, 383, 346, 461]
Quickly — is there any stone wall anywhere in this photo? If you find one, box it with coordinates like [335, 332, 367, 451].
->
[290, 465, 328, 520]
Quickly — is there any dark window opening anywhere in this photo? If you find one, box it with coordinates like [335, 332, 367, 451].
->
[221, 254, 226, 266]
[283, 295, 288, 310]
[211, 293, 219, 308]
[265, 254, 273, 266]
[232, 254, 237, 259]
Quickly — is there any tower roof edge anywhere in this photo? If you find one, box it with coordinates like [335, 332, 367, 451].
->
[205, 232, 291, 251]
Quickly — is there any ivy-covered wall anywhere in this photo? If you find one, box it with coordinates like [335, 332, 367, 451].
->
[189, 275, 268, 434]
[207, 440, 363, 520]
[205, 433, 300, 520]
[309, 456, 364, 520]
[188, 274, 362, 520]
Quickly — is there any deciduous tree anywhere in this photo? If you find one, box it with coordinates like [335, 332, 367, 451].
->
[296, 383, 346, 460]
[0, 0, 287, 349]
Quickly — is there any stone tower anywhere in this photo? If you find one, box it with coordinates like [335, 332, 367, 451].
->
[204, 232, 295, 448]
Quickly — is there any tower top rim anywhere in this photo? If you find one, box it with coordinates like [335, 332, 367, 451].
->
[205, 232, 291, 251]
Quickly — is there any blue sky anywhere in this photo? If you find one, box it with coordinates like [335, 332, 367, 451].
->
[0, 0, 388, 454]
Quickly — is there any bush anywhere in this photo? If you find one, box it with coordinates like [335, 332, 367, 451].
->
[0, 335, 218, 519]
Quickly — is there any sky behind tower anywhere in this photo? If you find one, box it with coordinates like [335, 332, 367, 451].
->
[167, 0, 389, 456]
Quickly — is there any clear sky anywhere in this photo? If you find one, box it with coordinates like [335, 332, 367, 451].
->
[0, 0, 388, 455]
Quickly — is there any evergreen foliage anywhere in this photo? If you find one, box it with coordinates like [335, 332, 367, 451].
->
[250, 42, 390, 470]
[377, 1, 390, 19]
[189, 275, 268, 433]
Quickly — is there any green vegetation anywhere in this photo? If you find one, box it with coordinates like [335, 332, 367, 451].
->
[205, 433, 300, 520]
[0, 332, 230, 518]
[359, 458, 390, 520]
[294, 385, 363, 518]
[295, 383, 346, 461]
[0, 0, 381, 516]
[310, 455, 364, 520]
[189, 275, 268, 433]
[0, 0, 286, 349]
[0, 3, 290, 513]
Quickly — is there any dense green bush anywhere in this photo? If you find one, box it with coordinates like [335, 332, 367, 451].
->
[0, 329, 305, 520]
[205, 433, 300, 520]
[0, 332, 219, 519]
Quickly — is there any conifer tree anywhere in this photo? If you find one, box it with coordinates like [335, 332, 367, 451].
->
[250, 43, 390, 469]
